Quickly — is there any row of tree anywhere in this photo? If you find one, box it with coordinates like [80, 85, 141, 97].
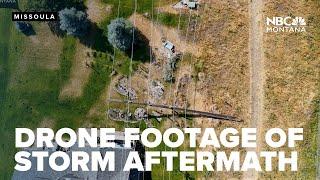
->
[59, 9, 134, 51]
[24, 0, 135, 50]
[24, 0, 133, 51]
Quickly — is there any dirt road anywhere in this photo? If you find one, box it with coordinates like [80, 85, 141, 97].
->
[243, 0, 265, 179]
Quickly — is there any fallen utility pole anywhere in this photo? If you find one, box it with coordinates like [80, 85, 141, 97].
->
[107, 98, 240, 122]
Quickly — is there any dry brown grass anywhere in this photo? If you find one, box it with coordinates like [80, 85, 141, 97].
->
[27, 23, 63, 70]
[129, 13, 202, 57]
[192, 0, 250, 179]
[157, 4, 180, 15]
[8, 23, 63, 89]
[261, 0, 320, 179]
[87, 0, 112, 23]
[39, 117, 56, 128]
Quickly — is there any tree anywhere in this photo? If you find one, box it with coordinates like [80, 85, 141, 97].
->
[107, 18, 134, 51]
[58, 7, 89, 36]
[26, 0, 49, 11]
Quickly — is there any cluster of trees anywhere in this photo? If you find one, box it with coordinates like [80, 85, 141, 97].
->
[25, 0, 137, 50]
[24, 1, 89, 37]
[107, 18, 134, 51]
[163, 54, 180, 82]
[25, 0, 141, 54]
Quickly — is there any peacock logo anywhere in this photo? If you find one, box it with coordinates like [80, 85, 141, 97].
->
[291, 17, 306, 26]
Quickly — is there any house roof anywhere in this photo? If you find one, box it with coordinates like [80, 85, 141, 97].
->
[188, 2, 197, 8]
[182, 0, 189, 4]
[164, 41, 174, 50]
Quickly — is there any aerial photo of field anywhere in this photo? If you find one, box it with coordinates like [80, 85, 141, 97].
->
[0, 0, 319, 179]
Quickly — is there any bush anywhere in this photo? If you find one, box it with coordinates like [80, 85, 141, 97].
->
[58, 7, 89, 36]
[26, 0, 49, 11]
[107, 18, 134, 51]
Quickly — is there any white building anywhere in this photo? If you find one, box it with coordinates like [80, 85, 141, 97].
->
[163, 41, 175, 53]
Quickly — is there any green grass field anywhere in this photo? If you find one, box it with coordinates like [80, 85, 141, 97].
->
[101, 0, 188, 28]
[297, 3, 320, 177]
[298, 98, 319, 178]
[0, 11, 115, 178]
[0, 1, 199, 179]
[0, 9, 16, 179]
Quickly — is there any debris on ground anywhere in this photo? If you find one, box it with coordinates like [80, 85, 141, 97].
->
[136, 65, 149, 78]
[107, 109, 133, 122]
[134, 108, 147, 121]
[149, 80, 164, 99]
[175, 74, 191, 107]
[173, 0, 199, 10]
[173, 1, 185, 9]
[114, 76, 137, 100]
[163, 53, 181, 82]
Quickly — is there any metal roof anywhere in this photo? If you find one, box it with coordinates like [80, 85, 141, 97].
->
[188, 2, 197, 8]
[164, 41, 174, 50]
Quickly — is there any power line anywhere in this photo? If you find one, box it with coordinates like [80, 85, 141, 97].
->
[107, 98, 240, 122]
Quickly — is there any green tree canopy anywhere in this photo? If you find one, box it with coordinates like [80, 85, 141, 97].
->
[58, 7, 89, 36]
[107, 18, 134, 51]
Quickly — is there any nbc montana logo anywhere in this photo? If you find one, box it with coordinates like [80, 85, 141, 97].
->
[266, 16, 307, 33]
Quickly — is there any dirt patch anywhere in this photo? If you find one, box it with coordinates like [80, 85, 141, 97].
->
[242, 0, 265, 179]
[39, 117, 56, 128]
[158, 5, 180, 15]
[59, 42, 92, 99]
[9, 23, 63, 88]
[87, 0, 111, 23]
[26, 23, 63, 70]
[29, 36, 40, 44]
